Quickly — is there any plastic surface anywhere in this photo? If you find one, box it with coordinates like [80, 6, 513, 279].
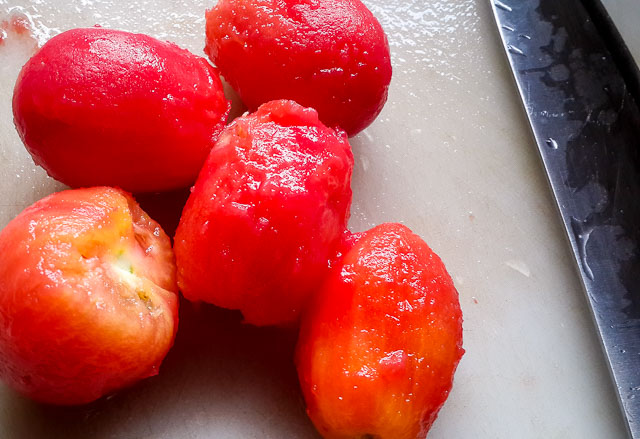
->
[0, 0, 636, 437]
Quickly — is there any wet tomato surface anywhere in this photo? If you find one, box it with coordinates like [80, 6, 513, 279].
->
[13, 27, 230, 192]
[0, 187, 179, 405]
[175, 100, 354, 327]
[296, 223, 464, 438]
[205, 0, 392, 136]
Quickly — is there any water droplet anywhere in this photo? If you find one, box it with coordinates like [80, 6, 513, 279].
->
[546, 138, 559, 149]
[494, 0, 513, 12]
[519, 34, 532, 40]
[502, 24, 515, 32]
[507, 45, 526, 56]
[570, 217, 595, 281]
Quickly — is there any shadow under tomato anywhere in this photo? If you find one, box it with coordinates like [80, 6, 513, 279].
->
[134, 187, 192, 239]
[0, 298, 320, 439]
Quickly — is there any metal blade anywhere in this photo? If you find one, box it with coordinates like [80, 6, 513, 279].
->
[490, 1, 640, 437]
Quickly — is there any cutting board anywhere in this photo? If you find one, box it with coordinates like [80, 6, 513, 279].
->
[0, 0, 632, 437]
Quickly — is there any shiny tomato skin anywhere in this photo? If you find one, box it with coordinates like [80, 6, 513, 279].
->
[205, 0, 392, 136]
[0, 187, 179, 405]
[174, 100, 354, 327]
[296, 223, 464, 438]
[13, 27, 230, 193]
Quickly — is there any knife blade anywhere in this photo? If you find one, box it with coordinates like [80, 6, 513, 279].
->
[489, 1, 640, 437]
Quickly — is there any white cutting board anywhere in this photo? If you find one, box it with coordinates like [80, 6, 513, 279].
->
[0, 1, 632, 438]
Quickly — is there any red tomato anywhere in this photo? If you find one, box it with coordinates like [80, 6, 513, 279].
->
[205, 0, 392, 136]
[296, 223, 464, 438]
[174, 100, 354, 326]
[13, 27, 230, 192]
[0, 187, 179, 405]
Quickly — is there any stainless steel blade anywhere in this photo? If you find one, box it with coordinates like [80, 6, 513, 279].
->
[490, 1, 640, 437]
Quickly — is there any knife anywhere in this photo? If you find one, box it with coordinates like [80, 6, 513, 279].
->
[489, 1, 640, 437]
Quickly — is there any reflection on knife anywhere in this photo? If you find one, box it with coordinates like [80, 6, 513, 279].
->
[490, 0, 640, 437]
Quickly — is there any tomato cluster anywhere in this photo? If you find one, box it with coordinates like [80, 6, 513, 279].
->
[0, 1, 462, 437]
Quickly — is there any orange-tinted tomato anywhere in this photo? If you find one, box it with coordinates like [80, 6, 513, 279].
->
[0, 187, 179, 405]
[296, 223, 464, 438]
